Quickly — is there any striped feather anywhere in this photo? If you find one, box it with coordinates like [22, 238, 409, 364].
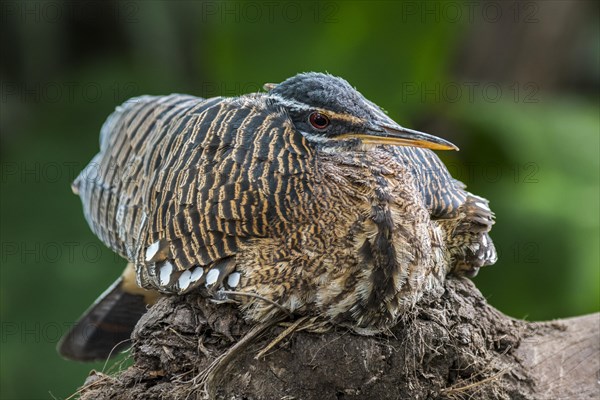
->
[74, 94, 314, 292]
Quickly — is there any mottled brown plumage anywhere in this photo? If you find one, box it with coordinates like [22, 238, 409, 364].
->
[60, 73, 496, 361]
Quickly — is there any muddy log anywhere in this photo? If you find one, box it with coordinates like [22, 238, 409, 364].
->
[77, 278, 599, 400]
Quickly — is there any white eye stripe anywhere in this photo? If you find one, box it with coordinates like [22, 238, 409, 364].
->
[299, 131, 331, 143]
[268, 94, 312, 111]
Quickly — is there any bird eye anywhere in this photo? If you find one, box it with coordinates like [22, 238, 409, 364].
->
[309, 112, 330, 130]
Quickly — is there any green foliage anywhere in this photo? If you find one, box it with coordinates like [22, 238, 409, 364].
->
[452, 98, 600, 320]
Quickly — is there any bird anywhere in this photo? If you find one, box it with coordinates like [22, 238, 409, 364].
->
[58, 72, 496, 361]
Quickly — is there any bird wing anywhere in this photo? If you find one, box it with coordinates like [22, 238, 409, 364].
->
[387, 147, 468, 218]
[388, 146, 495, 231]
[386, 146, 496, 272]
[74, 93, 314, 291]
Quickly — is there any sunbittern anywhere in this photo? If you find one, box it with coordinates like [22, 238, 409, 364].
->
[59, 73, 496, 361]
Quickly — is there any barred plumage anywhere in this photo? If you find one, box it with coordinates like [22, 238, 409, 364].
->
[61, 72, 496, 361]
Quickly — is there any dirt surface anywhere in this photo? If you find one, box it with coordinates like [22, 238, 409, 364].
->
[77, 277, 599, 400]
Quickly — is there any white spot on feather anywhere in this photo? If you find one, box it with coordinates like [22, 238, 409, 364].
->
[159, 261, 173, 286]
[206, 269, 220, 286]
[178, 270, 192, 291]
[145, 241, 160, 262]
[190, 267, 203, 282]
[227, 272, 241, 288]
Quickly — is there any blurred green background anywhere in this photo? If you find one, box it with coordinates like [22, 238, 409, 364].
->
[1, 1, 598, 399]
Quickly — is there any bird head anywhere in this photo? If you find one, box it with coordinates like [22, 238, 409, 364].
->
[266, 72, 458, 152]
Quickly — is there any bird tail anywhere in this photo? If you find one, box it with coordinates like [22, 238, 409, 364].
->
[57, 263, 160, 362]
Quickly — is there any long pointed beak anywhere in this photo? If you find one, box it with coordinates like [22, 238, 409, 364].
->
[345, 122, 459, 151]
